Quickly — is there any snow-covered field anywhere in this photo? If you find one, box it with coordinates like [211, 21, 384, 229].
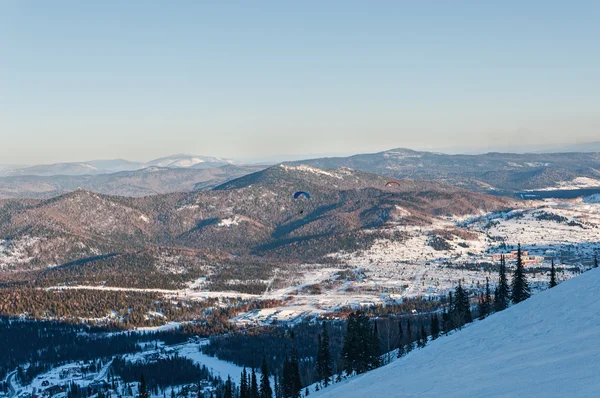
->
[234, 198, 599, 324]
[313, 268, 600, 398]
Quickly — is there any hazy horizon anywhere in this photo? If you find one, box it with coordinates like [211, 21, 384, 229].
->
[2, 1, 599, 164]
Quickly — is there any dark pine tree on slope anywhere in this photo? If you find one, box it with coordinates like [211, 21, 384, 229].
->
[397, 320, 405, 358]
[341, 311, 380, 376]
[259, 357, 272, 398]
[405, 318, 413, 352]
[316, 322, 333, 388]
[251, 364, 259, 398]
[282, 344, 301, 398]
[224, 376, 234, 398]
[138, 374, 149, 398]
[549, 259, 558, 288]
[452, 281, 472, 329]
[494, 254, 510, 312]
[511, 244, 531, 304]
[594, 254, 598, 268]
[240, 367, 249, 398]
[430, 313, 440, 340]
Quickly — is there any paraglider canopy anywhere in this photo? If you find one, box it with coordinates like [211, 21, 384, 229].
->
[385, 181, 401, 187]
[293, 191, 311, 199]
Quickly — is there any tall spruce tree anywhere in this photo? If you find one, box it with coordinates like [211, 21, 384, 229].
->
[594, 254, 598, 268]
[240, 367, 249, 398]
[286, 345, 302, 398]
[341, 311, 380, 376]
[397, 320, 405, 358]
[511, 244, 531, 303]
[318, 322, 333, 387]
[430, 313, 440, 340]
[405, 318, 413, 352]
[372, 320, 380, 359]
[494, 254, 510, 312]
[282, 357, 290, 398]
[452, 281, 472, 328]
[484, 277, 492, 315]
[549, 258, 558, 288]
[224, 376, 234, 398]
[316, 334, 323, 386]
[417, 322, 427, 348]
[251, 363, 259, 398]
[259, 357, 272, 398]
[138, 374, 149, 398]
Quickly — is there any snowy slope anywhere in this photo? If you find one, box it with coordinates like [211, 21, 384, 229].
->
[314, 269, 600, 398]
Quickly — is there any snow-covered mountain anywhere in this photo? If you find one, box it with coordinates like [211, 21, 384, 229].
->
[143, 154, 231, 169]
[315, 268, 600, 398]
[0, 155, 232, 177]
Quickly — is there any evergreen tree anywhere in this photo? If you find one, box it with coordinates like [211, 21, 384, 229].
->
[282, 340, 302, 398]
[397, 320, 405, 358]
[240, 367, 249, 398]
[484, 277, 492, 315]
[251, 363, 259, 398]
[289, 347, 302, 398]
[260, 357, 272, 398]
[430, 313, 440, 340]
[317, 323, 332, 387]
[511, 244, 531, 303]
[138, 374, 149, 398]
[405, 318, 413, 352]
[315, 334, 323, 386]
[452, 281, 472, 328]
[441, 306, 450, 336]
[224, 376, 234, 398]
[282, 357, 291, 398]
[372, 320, 380, 358]
[417, 322, 428, 348]
[494, 254, 510, 312]
[274, 372, 282, 398]
[341, 311, 380, 375]
[477, 293, 486, 321]
[594, 254, 598, 268]
[549, 258, 558, 288]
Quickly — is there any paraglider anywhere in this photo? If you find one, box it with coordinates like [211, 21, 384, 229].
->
[385, 181, 401, 187]
[293, 191, 310, 215]
[293, 191, 311, 199]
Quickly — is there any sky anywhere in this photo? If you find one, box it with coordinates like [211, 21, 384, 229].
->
[1, 1, 599, 164]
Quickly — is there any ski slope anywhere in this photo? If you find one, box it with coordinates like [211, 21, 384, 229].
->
[314, 268, 600, 398]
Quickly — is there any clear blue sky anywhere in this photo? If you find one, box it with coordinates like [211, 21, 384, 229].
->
[1, 1, 599, 164]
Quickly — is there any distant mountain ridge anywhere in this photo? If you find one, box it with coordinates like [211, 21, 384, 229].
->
[0, 154, 233, 177]
[0, 165, 266, 199]
[2, 148, 599, 198]
[286, 148, 600, 193]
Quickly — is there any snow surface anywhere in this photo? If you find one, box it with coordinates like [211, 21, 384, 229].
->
[279, 164, 344, 179]
[532, 176, 600, 191]
[314, 268, 600, 398]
